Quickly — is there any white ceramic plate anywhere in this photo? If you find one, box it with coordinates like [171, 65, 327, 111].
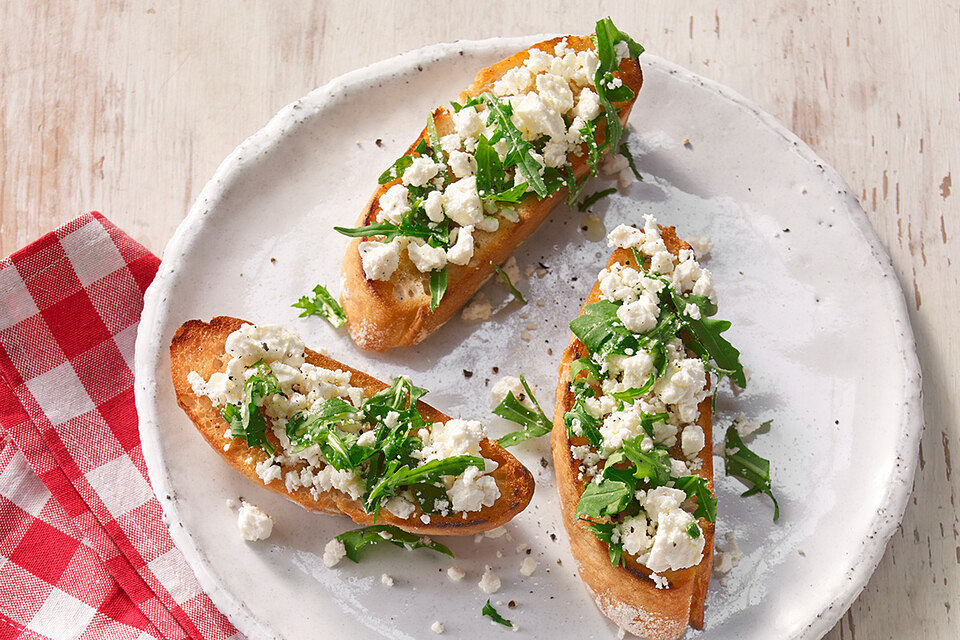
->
[135, 36, 922, 640]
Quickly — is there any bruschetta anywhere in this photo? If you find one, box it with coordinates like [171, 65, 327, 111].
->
[338, 18, 644, 351]
[552, 216, 746, 638]
[171, 316, 534, 535]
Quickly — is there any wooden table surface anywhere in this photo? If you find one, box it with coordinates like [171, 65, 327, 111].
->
[2, 1, 957, 637]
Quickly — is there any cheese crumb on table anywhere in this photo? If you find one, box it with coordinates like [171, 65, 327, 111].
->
[322, 538, 346, 568]
[380, 573, 394, 587]
[236, 501, 273, 541]
[447, 566, 466, 581]
[714, 532, 742, 574]
[479, 566, 501, 594]
[519, 557, 538, 577]
[430, 621, 445, 634]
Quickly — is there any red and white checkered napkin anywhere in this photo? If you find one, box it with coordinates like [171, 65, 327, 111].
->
[0, 214, 239, 640]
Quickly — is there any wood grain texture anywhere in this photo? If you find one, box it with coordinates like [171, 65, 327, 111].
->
[1, 1, 956, 637]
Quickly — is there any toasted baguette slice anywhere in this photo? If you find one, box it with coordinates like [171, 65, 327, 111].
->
[171, 315, 534, 536]
[552, 227, 715, 639]
[341, 34, 643, 351]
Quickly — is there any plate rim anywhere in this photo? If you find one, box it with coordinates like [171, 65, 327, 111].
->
[134, 35, 923, 640]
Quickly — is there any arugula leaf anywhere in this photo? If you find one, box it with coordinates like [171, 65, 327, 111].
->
[364, 375, 428, 412]
[362, 455, 483, 514]
[481, 92, 550, 198]
[491, 263, 527, 305]
[482, 600, 513, 627]
[429, 267, 447, 311]
[425, 112, 448, 185]
[378, 155, 413, 185]
[618, 142, 644, 181]
[291, 284, 347, 328]
[669, 288, 746, 387]
[621, 440, 672, 487]
[592, 17, 644, 156]
[334, 220, 434, 242]
[673, 475, 718, 522]
[335, 524, 453, 562]
[579, 118, 603, 176]
[687, 521, 701, 538]
[577, 187, 617, 212]
[575, 476, 634, 518]
[409, 482, 449, 513]
[569, 300, 638, 359]
[220, 362, 281, 454]
[563, 391, 603, 448]
[725, 427, 780, 521]
[580, 519, 625, 567]
[450, 95, 483, 112]
[494, 375, 551, 447]
[570, 356, 601, 383]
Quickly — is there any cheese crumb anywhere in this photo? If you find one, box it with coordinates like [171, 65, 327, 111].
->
[447, 566, 466, 581]
[478, 566, 501, 594]
[323, 538, 346, 568]
[381, 573, 394, 587]
[462, 293, 492, 322]
[519, 557, 538, 577]
[430, 620, 445, 634]
[236, 501, 273, 541]
[714, 532, 742, 574]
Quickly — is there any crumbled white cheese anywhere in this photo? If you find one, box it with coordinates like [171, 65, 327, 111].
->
[511, 92, 565, 141]
[461, 293, 492, 322]
[519, 557, 538, 577]
[446, 225, 475, 265]
[607, 224, 645, 249]
[423, 189, 444, 223]
[358, 239, 402, 281]
[452, 106, 485, 140]
[430, 621, 445, 634]
[402, 157, 442, 187]
[441, 175, 483, 226]
[714, 532, 742, 574]
[323, 538, 347, 567]
[685, 235, 713, 260]
[681, 424, 705, 458]
[734, 412, 765, 437]
[447, 150, 477, 178]
[535, 73, 574, 113]
[449, 466, 500, 512]
[422, 418, 485, 460]
[616, 293, 659, 333]
[618, 515, 653, 557]
[377, 184, 411, 223]
[447, 566, 466, 581]
[381, 573, 394, 587]
[237, 501, 273, 541]
[384, 494, 417, 520]
[490, 375, 534, 408]
[478, 566, 501, 594]
[574, 87, 601, 121]
[225, 324, 305, 368]
[407, 240, 447, 273]
[484, 526, 507, 539]
[645, 508, 705, 573]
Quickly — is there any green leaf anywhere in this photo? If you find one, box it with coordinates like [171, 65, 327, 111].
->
[579, 518, 625, 567]
[409, 482, 449, 513]
[687, 521, 701, 538]
[482, 599, 513, 627]
[673, 475, 718, 522]
[725, 427, 779, 521]
[569, 300, 639, 359]
[494, 375, 551, 447]
[621, 440, 672, 487]
[618, 142, 644, 182]
[450, 95, 483, 112]
[335, 524, 454, 562]
[591, 17, 644, 157]
[669, 289, 746, 387]
[220, 362, 281, 454]
[481, 92, 550, 198]
[570, 356, 601, 383]
[362, 455, 483, 514]
[578, 118, 603, 176]
[378, 155, 414, 185]
[364, 375, 428, 412]
[429, 267, 447, 311]
[291, 284, 347, 328]
[562, 390, 603, 448]
[577, 187, 617, 212]
[425, 112, 448, 185]
[575, 476, 634, 518]
[491, 263, 526, 305]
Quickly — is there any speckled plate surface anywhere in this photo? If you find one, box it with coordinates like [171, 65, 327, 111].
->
[134, 36, 922, 640]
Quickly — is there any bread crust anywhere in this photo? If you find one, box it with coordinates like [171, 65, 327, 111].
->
[170, 315, 534, 535]
[341, 34, 643, 351]
[551, 228, 715, 639]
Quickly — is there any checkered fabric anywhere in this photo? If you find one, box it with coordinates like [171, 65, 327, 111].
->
[0, 214, 239, 640]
